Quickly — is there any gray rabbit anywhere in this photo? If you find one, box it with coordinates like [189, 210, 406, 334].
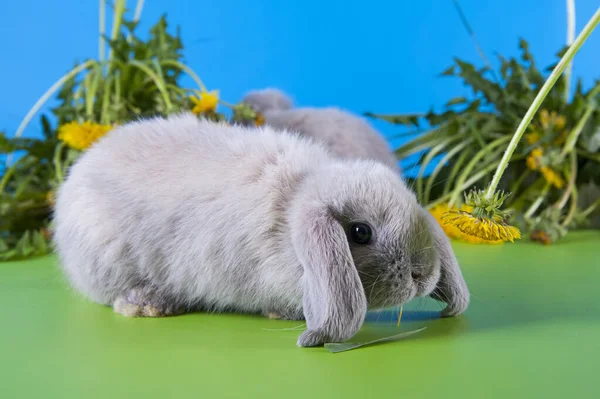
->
[53, 114, 468, 347]
[241, 88, 401, 172]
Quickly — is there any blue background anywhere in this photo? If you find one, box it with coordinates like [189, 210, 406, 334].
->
[1, 0, 598, 168]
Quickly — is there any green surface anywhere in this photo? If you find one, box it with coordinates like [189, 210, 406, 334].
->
[2, 231, 600, 398]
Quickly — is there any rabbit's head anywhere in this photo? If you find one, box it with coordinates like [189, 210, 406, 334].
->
[290, 160, 469, 346]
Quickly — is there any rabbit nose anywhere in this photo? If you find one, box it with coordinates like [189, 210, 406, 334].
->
[411, 271, 423, 280]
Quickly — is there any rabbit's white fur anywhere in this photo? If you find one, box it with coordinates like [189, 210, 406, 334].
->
[53, 114, 469, 347]
[242, 88, 400, 172]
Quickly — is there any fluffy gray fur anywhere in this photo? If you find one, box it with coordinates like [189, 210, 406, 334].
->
[242, 88, 400, 172]
[53, 114, 469, 347]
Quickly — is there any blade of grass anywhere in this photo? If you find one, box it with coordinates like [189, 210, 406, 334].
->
[424, 139, 474, 204]
[324, 327, 427, 353]
[442, 149, 472, 197]
[416, 137, 460, 202]
[160, 60, 207, 92]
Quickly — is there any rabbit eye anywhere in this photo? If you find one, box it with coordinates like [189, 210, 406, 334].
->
[349, 222, 373, 245]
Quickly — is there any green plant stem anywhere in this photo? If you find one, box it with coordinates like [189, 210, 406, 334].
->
[15, 165, 41, 199]
[484, 7, 600, 201]
[423, 139, 473, 204]
[85, 64, 103, 120]
[524, 183, 551, 219]
[561, 107, 594, 157]
[0, 158, 23, 192]
[578, 199, 600, 219]
[564, 0, 576, 102]
[6, 59, 97, 167]
[561, 85, 600, 157]
[561, 185, 579, 227]
[160, 60, 207, 92]
[443, 150, 471, 196]
[218, 99, 237, 108]
[101, 75, 113, 124]
[428, 155, 526, 209]
[449, 135, 511, 207]
[556, 151, 577, 210]
[99, 0, 106, 61]
[129, 60, 173, 111]
[576, 148, 600, 162]
[416, 137, 459, 203]
[114, 69, 122, 115]
[53, 143, 66, 183]
[127, 0, 145, 42]
[451, 0, 499, 82]
[108, 0, 126, 61]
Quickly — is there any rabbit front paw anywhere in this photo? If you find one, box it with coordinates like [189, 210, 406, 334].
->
[297, 329, 330, 347]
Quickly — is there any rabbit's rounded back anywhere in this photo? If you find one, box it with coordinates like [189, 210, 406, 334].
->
[242, 89, 400, 172]
[53, 115, 322, 310]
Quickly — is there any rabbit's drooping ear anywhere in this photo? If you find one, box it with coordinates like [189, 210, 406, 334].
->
[291, 206, 367, 347]
[424, 212, 470, 317]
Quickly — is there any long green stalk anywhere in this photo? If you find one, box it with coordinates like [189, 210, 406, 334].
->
[129, 60, 173, 111]
[0, 159, 23, 192]
[428, 155, 526, 209]
[524, 183, 550, 218]
[449, 135, 511, 206]
[160, 60, 208, 92]
[484, 7, 600, 200]
[416, 137, 459, 202]
[99, 0, 106, 61]
[6, 59, 97, 166]
[451, 0, 498, 82]
[556, 151, 578, 210]
[424, 139, 473, 204]
[561, 84, 600, 157]
[442, 150, 472, 196]
[53, 142, 66, 183]
[100, 75, 113, 124]
[561, 186, 579, 227]
[107, 0, 127, 61]
[577, 199, 600, 219]
[85, 64, 103, 119]
[127, 0, 145, 42]
[564, 0, 576, 102]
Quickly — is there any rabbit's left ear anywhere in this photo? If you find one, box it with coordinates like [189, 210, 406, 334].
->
[424, 212, 470, 316]
[291, 206, 367, 347]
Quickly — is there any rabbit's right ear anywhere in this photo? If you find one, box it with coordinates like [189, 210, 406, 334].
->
[423, 212, 470, 316]
[290, 206, 367, 347]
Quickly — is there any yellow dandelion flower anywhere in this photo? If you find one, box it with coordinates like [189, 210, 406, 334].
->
[526, 147, 543, 170]
[552, 130, 568, 146]
[539, 109, 551, 128]
[190, 90, 219, 114]
[525, 131, 541, 145]
[429, 204, 504, 245]
[524, 148, 563, 187]
[58, 121, 112, 151]
[539, 109, 565, 130]
[442, 211, 521, 243]
[540, 166, 564, 189]
[528, 109, 567, 146]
